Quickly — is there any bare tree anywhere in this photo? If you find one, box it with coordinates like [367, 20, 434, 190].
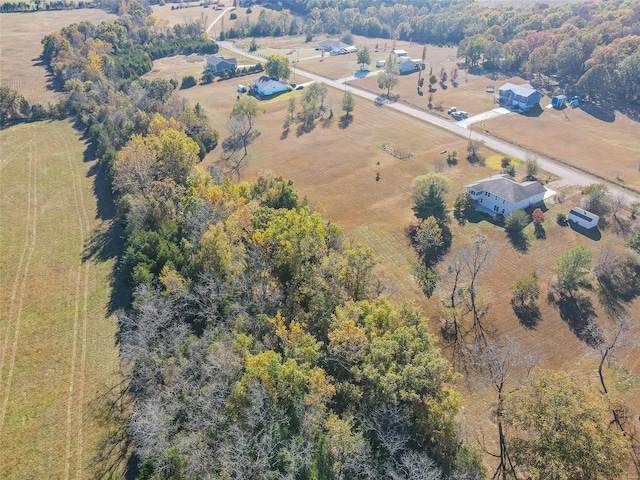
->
[583, 317, 640, 473]
[470, 338, 536, 480]
[463, 235, 496, 344]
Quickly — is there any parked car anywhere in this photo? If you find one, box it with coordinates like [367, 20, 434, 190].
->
[458, 111, 468, 118]
[296, 85, 304, 90]
[448, 107, 456, 114]
[290, 83, 296, 88]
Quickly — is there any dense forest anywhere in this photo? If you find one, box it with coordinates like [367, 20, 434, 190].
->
[223, 0, 640, 105]
[1, 0, 637, 476]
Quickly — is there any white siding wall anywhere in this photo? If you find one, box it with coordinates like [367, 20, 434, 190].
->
[467, 189, 545, 216]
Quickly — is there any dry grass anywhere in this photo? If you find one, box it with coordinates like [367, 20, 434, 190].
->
[0, 9, 116, 104]
[0, 120, 127, 479]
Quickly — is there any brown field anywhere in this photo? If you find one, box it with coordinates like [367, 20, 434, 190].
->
[240, 33, 640, 194]
[0, 120, 126, 479]
[0, 9, 116, 104]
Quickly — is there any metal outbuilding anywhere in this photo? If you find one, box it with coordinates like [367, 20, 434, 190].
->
[568, 207, 599, 229]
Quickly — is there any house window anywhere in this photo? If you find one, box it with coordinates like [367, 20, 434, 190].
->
[494, 205, 499, 212]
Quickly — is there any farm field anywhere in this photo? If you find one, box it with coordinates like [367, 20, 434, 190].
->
[0, 9, 116, 104]
[0, 120, 126, 479]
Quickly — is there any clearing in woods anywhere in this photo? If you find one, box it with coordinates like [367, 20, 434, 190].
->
[0, 120, 126, 479]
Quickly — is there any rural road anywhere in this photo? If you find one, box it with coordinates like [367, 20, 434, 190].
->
[218, 40, 639, 203]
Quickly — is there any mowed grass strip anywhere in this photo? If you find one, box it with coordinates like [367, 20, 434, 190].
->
[0, 120, 126, 479]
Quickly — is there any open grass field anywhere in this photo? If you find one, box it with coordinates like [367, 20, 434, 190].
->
[0, 120, 126, 479]
[243, 33, 640, 194]
[0, 9, 116, 104]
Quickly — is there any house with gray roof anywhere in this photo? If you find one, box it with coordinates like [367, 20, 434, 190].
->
[253, 76, 289, 97]
[398, 57, 426, 74]
[206, 55, 238, 74]
[316, 39, 353, 53]
[465, 174, 547, 217]
[498, 83, 543, 112]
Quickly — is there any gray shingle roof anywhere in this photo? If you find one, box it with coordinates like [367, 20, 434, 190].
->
[466, 174, 546, 203]
[255, 75, 287, 87]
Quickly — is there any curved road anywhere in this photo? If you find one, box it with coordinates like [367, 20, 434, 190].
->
[218, 40, 638, 202]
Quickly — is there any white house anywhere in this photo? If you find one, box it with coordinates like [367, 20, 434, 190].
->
[568, 207, 599, 229]
[316, 40, 353, 53]
[253, 76, 289, 96]
[465, 174, 547, 217]
[398, 57, 425, 74]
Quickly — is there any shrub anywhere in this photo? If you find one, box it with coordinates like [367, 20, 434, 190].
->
[556, 213, 567, 225]
[181, 75, 197, 89]
[230, 12, 237, 19]
[504, 209, 529, 232]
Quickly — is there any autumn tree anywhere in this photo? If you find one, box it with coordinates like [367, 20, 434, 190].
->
[356, 45, 370, 69]
[511, 271, 538, 304]
[0, 86, 30, 125]
[411, 173, 451, 199]
[525, 156, 539, 180]
[221, 95, 265, 176]
[412, 216, 444, 263]
[555, 244, 592, 297]
[505, 369, 629, 480]
[510, 272, 540, 326]
[264, 54, 291, 80]
[341, 90, 355, 117]
[378, 53, 399, 96]
[467, 139, 485, 164]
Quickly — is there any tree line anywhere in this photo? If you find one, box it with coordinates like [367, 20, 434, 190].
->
[222, 0, 639, 106]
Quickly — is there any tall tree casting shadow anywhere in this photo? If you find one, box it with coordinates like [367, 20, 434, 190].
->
[556, 293, 598, 345]
[512, 303, 541, 329]
[339, 114, 353, 129]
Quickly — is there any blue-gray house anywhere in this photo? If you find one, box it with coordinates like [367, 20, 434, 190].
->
[206, 55, 238, 74]
[499, 83, 543, 112]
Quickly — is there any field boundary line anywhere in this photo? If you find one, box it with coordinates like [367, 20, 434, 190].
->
[62, 129, 92, 480]
[0, 138, 38, 445]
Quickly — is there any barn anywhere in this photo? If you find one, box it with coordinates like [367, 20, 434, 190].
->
[568, 207, 599, 229]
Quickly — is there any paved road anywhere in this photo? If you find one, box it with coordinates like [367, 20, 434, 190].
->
[218, 40, 639, 202]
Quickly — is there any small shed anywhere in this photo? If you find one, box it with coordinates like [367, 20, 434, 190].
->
[551, 95, 567, 109]
[568, 207, 599, 229]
